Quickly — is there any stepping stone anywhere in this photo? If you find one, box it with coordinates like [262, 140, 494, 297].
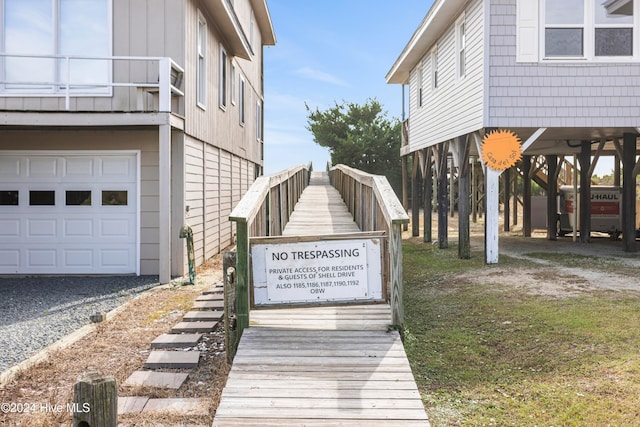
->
[183, 310, 223, 322]
[142, 398, 209, 416]
[196, 293, 223, 301]
[151, 333, 202, 348]
[171, 321, 217, 333]
[191, 300, 224, 311]
[123, 371, 189, 389]
[144, 350, 200, 369]
[118, 396, 149, 414]
[202, 286, 223, 295]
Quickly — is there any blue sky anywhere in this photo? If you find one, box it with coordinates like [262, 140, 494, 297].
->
[263, 0, 433, 174]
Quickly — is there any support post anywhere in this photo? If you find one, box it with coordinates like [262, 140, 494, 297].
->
[437, 143, 449, 249]
[159, 124, 172, 283]
[411, 152, 420, 237]
[522, 156, 532, 237]
[579, 141, 591, 243]
[458, 135, 471, 259]
[423, 149, 433, 243]
[503, 168, 511, 232]
[546, 155, 558, 240]
[235, 221, 250, 335]
[513, 171, 518, 226]
[472, 157, 478, 223]
[622, 132, 637, 252]
[485, 168, 500, 264]
[402, 155, 409, 231]
[73, 372, 117, 427]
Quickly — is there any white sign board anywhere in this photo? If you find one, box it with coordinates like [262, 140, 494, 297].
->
[251, 237, 383, 306]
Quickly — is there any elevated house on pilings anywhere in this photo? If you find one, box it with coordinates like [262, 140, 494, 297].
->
[387, 0, 640, 262]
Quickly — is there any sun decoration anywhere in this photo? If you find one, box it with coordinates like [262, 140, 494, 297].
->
[481, 129, 522, 171]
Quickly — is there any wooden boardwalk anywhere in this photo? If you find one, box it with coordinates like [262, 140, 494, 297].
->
[214, 172, 429, 426]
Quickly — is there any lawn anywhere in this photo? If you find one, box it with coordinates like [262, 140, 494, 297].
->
[402, 238, 640, 426]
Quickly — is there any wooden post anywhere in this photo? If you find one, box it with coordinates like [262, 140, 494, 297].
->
[411, 152, 420, 237]
[458, 135, 470, 259]
[73, 372, 117, 427]
[472, 157, 478, 223]
[622, 132, 637, 252]
[235, 221, 250, 334]
[449, 158, 455, 218]
[513, 171, 518, 226]
[546, 155, 558, 240]
[522, 156, 532, 237]
[579, 141, 591, 243]
[614, 154, 621, 187]
[485, 168, 500, 264]
[402, 155, 409, 231]
[437, 143, 449, 249]
[503, 168, 511, 232]
[423, 148, 433, 243]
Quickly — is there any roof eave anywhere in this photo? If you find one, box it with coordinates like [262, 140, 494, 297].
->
[250, 0, 277, 46]
[205, 0, 252, 60]
[386, 0, 467, 85]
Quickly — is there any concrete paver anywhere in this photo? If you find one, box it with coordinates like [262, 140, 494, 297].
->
[144, 350, 200, 369]
[151, 333, 202, 348]
[123, 371, 189, 389]
[117, 396, 149, 414]
[191, 300, 224, 311]
[171, 321, 218, 333]
[182, 311, 223, 322]
[142, 398, 209, 416]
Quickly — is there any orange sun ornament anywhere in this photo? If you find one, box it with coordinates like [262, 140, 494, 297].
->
[481, 129, 522, 171]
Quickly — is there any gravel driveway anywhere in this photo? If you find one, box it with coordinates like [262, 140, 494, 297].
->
[0, 276, 159, 373]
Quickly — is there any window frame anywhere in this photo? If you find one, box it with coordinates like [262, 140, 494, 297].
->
[541, 0, 638, 61]
[196, 10, 207, 109]
[219, 46, 228, 110]
[417, 62, 423, 107]
[256, 100, 262, 141]
[456, 14, 466, 78]
[431, 45, 439, 90]
[239, 74, 245, 126]
[0, 0, 113, 96]
[230, 63, 236, 105]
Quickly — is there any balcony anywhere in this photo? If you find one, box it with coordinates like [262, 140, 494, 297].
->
[0, 54, 184, 115]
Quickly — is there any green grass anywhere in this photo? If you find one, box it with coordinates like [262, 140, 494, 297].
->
[403, 238, 640, 426]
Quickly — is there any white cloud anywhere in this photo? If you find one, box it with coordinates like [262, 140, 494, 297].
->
[294, 67, 349, 87]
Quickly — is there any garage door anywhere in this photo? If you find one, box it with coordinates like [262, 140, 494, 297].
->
[0, 152, 138, 275]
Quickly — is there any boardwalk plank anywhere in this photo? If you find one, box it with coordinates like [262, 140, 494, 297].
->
[213, 173, 429, 426]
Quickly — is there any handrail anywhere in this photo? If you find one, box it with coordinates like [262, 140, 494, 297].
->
[0, 53, 184, 112]
[329, 164, 409, 327]
[228, 163, 312, 340]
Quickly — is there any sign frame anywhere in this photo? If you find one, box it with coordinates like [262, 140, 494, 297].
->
[250, 232, 385, 307]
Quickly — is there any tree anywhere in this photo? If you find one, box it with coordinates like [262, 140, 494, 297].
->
[306, 99, 403, 195]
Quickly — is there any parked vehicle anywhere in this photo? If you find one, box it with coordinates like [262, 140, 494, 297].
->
[557, 186, 622, 238]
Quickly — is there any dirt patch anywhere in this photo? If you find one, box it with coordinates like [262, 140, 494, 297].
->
[0, 255, 227, 427]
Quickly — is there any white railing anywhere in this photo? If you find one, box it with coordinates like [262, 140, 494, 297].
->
[0, 54, 184, 112]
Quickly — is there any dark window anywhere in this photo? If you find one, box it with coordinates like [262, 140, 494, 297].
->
[66, 190, 91, 206]
[0, 190, 18, 205]
[595, 28, 633, 56]
[102, 190, 127, 206]
[29, 190, 55, 205]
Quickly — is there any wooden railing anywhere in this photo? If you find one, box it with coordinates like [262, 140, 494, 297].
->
[228, 164, 311, 343]
[329, 164, 409, 327]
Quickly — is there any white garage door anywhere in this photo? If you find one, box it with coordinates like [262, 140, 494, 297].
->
[0, 152, 139, 275]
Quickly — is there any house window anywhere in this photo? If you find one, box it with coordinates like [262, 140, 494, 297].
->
[197, 11, 207, 108]
[544, 0, 634, 58]
[2, 0, 110, 93]
[431, 46, 439, 89]
[456, 15, 466, 77]
[231, 64, 236, 105]
[219, 47, 228, 109]
[239, 74, 245, 125]
[256, 100, 262, 141]
[417, 63, 423, 107]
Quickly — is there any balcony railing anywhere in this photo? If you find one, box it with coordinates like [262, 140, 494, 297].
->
[0, 54, 184, 113]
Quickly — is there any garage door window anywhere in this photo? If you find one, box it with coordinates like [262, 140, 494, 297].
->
[66, 190, 91, 206]
[102, 190, 127, 206]
[0, 191, 18, 205]
[29, 190, 55, 206]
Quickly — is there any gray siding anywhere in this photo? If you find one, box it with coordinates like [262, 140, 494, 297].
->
[408, 0, 485, 151]
[488, 0, 640, 128]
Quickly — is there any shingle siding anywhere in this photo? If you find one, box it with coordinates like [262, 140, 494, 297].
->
[488, 0, 640, 128]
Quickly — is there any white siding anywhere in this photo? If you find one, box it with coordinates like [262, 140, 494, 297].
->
[408, 0, 485, 152]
